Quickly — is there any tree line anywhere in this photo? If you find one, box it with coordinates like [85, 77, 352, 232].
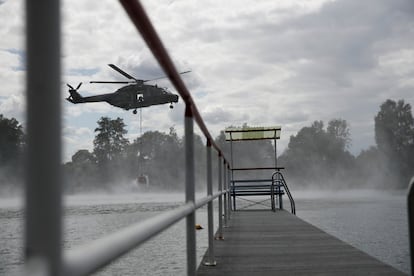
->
[0, 98, 413, 194]
[280, 99, 414, 188]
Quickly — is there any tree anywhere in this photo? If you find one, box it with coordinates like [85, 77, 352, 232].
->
[72, 149, 96, 164]
[64, 149, 99, 193]
[93, 117, 129, 165]
[374, 99, 414, 186]
[130, 128, 185, 189]
[355, 146, 387, 188]
[93, 117, 130, 184]
[279, 119, 354, 187]
[0, 114, 24, 165]
[0, 114, 24, 192]
[327, 119, 351, 151]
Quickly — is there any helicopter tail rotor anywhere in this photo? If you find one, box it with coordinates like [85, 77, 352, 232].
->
[66, 82, 83, 103]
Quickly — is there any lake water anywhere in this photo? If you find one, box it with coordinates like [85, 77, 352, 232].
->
[0, 189, 409, 275]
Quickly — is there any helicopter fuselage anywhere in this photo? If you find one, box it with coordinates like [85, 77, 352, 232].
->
[67, 84, 179, 110]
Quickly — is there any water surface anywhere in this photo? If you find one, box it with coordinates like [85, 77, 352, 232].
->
[0, 190, 409, 275]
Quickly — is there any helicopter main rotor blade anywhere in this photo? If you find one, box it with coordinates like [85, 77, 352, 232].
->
[143, 70, 192, 83]
[108, 64, 137, 81]
[90, 81, 134, 84]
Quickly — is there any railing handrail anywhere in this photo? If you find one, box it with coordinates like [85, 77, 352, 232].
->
[272, 171, 296, 215]
[63, 190, 227, 275]
[407, 176, 414, 274]
[232, 167, 285, 171]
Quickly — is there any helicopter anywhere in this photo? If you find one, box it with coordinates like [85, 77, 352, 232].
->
[66, 64, 189, 114]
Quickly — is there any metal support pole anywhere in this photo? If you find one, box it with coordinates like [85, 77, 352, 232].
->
[279, 178, 283, 210]
[407, 177, 414, 273]
[184, 106, 196, 275]
[223, 160, 228, 227]
[216, 154, 224, 239]
[232, 180, 236, 211]
[276, 173, 283, 210]
[271, 179, 275, 212]
[25, 0, 62, 275]
[228, 167, 233, 214]
[274, 136, 277, 169]
[204, 141, 216, 266]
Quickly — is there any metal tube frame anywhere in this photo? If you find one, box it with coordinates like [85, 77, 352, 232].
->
[223, 160, 230, 227]
[204, 142, 216, 266]
[25, 0, 62, 275]
[408, 177, 414, 273]
[217, 154, 224, 238]
[229, 133, 236, 211]
[227, 166, 232, 216]
[184, 107, 196, 275]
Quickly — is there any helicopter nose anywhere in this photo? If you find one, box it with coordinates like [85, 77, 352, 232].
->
[172, 94, 179, 103]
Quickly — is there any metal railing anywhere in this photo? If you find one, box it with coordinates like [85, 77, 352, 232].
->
[24, 0, 232, 275]
[272, 171, 296, 215]
[407, 177, 414, 274]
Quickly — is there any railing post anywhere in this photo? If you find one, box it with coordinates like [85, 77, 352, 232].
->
[25, 0, 63, 275]
[184, 106, 196, 275]
[277, 173, 283, 210]
[204, 140, 216, 266]
[227, 166, 232, 214]
[408, 177, 414, 273]
[271, 178, 275, 212]
[216, 154, 224, 239]
[223, 160, 228, 227]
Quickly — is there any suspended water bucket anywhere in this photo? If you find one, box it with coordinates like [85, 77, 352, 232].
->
[137, 174, 149, 187]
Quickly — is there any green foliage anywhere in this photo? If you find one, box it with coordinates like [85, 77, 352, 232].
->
[280, 119, 354, 187]
[64, 149, 99, 193]
[354, 146, 387, 188]
[0, 114, 24, 192]
[93, 117, 129, 165]
[374, 99, 414, 186]
[130, 128, 185, 189]
[62, 98, 414, 192]
[327, 119, 351, 151]
[0, 114, 24, 165]
[375, 99, 414, 154]
[63, 119, 208, 191]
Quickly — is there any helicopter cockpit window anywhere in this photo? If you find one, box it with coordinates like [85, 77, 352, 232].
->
[137, 93, 144, 102]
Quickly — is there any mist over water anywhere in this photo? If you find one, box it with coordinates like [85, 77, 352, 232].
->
[0, 188, 409, 275]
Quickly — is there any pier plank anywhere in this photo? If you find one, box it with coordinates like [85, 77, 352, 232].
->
[197, 210, 405, 275]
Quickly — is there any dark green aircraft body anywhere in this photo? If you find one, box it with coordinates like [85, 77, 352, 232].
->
[67, 83, 178, 110]
[66, 64, 184, 113]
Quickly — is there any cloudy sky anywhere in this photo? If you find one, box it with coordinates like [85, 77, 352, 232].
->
[0, 0, 413, 161]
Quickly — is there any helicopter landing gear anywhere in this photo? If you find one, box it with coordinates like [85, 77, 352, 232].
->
[133, 109, 137, 114]
[169, 103, 174, 109]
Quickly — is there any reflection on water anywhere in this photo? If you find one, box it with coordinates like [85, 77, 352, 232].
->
[0, 190, 409, 275]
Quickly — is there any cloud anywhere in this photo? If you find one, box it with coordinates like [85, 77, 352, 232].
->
[1, 0, 414, 161]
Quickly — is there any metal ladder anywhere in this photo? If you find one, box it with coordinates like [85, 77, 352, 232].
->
[272, 170, 296, 215]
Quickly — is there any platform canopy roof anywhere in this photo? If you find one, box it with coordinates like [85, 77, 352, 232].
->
[225, 126, 281, 141]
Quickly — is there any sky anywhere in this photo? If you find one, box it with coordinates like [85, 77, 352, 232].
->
[0, 0, 413, 162]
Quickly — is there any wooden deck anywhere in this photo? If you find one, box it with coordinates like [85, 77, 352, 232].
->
[197, 210, 405, 275]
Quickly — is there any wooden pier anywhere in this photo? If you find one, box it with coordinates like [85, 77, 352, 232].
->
[197, 210, 405, 275]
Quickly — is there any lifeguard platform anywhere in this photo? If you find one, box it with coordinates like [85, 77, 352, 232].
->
[225, 126, 295, 213]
